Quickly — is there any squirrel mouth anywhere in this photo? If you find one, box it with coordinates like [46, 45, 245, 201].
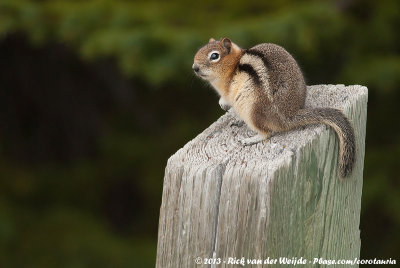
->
[195, 72, 208, 79]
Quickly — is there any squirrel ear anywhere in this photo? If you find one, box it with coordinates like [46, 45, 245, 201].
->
[209, 38, 216, 43]
[221, 38, 232, 53]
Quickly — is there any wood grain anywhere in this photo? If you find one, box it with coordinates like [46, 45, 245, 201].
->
[156, 85, 368, 267]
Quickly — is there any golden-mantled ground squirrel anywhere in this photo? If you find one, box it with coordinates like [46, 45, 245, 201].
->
[193, 38, 355, 178]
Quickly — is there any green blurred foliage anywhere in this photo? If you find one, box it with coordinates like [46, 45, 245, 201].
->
[0, 0, 399, 266]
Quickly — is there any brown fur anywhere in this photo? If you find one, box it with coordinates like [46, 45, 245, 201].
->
[193, 38, 242, 97]
[193, 38, 356, 178]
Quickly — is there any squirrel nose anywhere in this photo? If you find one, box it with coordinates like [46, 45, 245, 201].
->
[192, 64, 200, 72]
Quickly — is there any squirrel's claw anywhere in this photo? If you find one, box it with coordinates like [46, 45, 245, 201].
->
[219, 103, 231, 111]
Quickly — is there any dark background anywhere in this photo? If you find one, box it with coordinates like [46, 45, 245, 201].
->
[0, 0, 399, 267]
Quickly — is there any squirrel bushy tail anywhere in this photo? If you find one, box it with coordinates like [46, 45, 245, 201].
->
[290, 108, 356, 178]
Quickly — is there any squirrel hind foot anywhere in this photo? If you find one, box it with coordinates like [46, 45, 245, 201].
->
[240, 132, 275, 146]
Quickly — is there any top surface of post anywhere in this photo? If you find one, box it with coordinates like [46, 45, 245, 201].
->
[167, 84, 367, 176]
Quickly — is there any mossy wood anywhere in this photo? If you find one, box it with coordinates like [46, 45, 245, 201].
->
[156, 85, 368, 267]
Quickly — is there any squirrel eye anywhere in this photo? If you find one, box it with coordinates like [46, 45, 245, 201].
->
[210, 52, 220, 61]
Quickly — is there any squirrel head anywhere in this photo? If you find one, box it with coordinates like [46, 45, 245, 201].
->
[192, 38, 242, 83]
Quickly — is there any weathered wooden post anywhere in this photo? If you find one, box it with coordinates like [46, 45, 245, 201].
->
[156, 85, 367, 267]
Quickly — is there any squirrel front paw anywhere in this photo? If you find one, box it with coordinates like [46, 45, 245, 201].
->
[229, 119, 245, 128]
[219, 98, 231, 111]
